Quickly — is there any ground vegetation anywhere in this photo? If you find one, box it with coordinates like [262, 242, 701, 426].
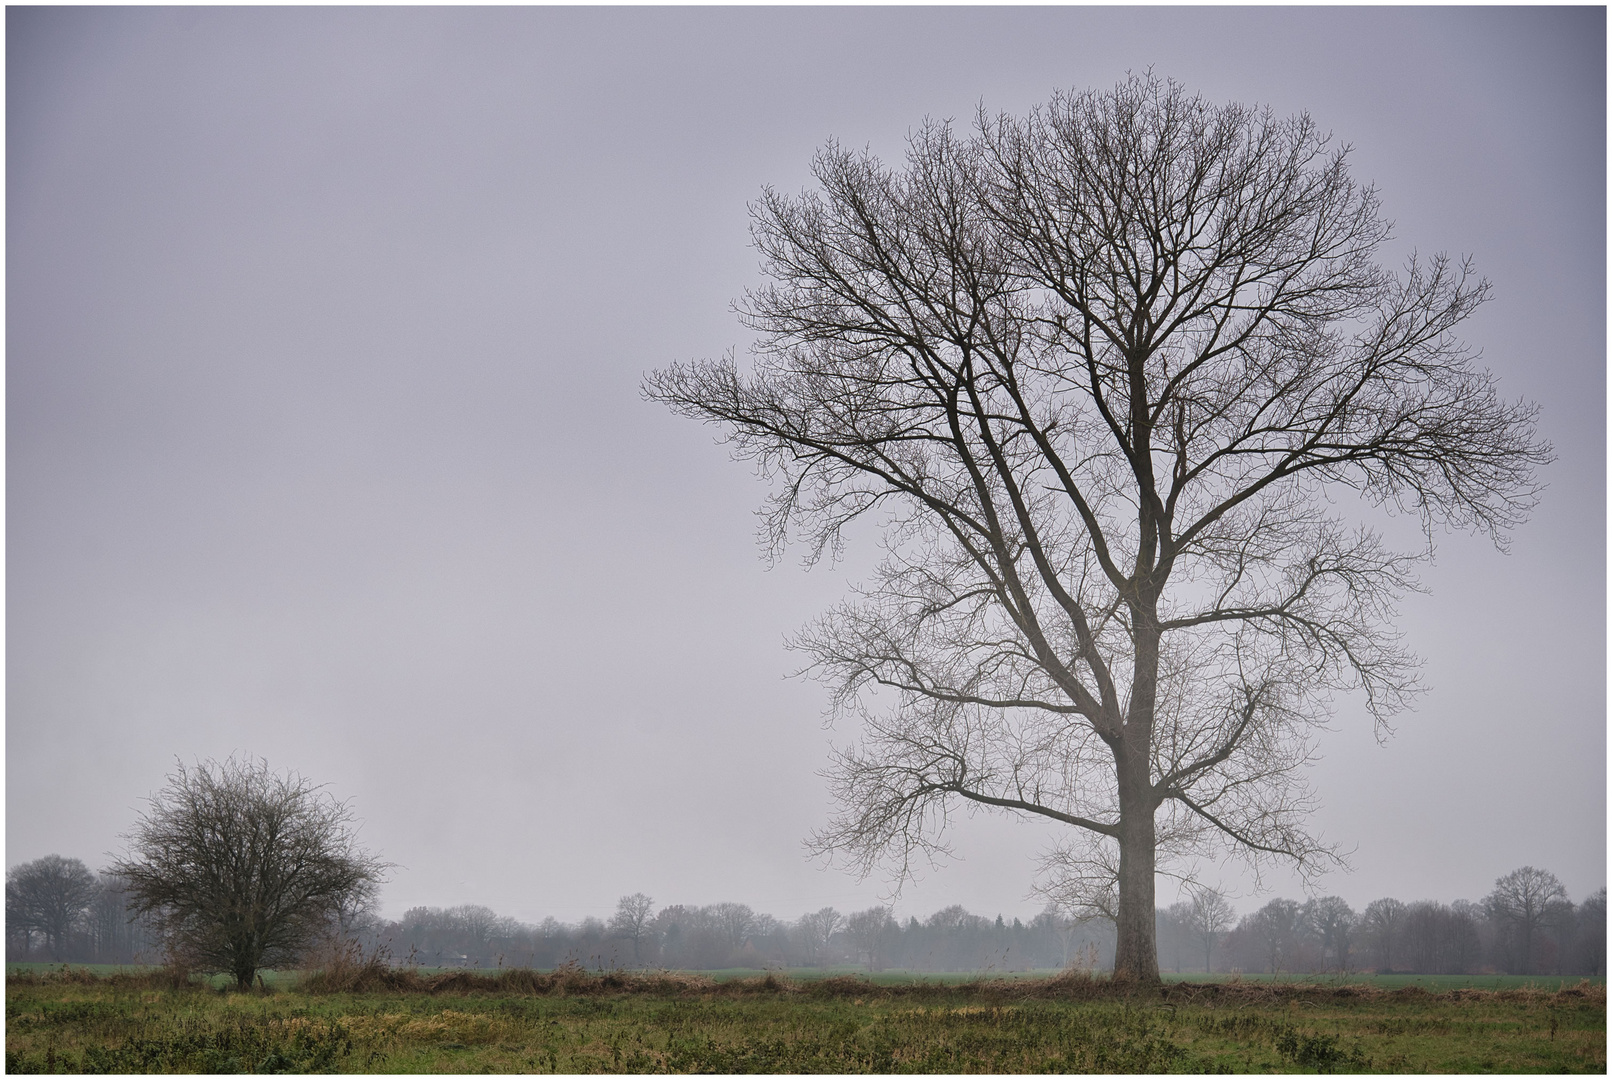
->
[6, 966, 1604, 1073]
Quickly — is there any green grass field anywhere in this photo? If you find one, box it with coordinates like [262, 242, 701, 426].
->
[6, 965, 1605, 1073]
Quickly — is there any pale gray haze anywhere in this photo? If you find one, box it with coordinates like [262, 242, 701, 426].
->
[9, 7, 1605, 926]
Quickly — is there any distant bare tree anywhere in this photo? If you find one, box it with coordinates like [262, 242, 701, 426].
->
[1158, 901, 1194, 973]
[1245, 898, 1304, 973]
[1574, 888, 1606, 976]
[795, 907, 843, 967]
[1186, 887, 1237, 973]
[609, 893, 657, 965]
[6, 855, 98, 960]
[1400, 900, 1479, 975]
[1541, 896, 1579, 976]
[449, 905, 505, 959]
[1361, 897, 1407, 973]
[925, 904, 982, 933]
[845, 906, 898, 971]
[86, 874, 156, 964]
[647, 73, 1548, 980]
[111, 757, 385, 988]
[710, 902, 756, 952]
[1303, 895, 1356, 972]
[1036, 907, 1084, 969]
[1486, 866, 1568, 975]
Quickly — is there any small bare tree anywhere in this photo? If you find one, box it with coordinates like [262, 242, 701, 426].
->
[111, 757, 385, 988]
[647, 74, 1548, 981]
[609, 893, 657, 965]
[1187, 887, 1237, 973]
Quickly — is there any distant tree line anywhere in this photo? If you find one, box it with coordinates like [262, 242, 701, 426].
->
[9, 855, 1603, 978]
[6, 858, 160, 963]
[1155, 869, 1605, 978]
[362, 899, 1115, 975]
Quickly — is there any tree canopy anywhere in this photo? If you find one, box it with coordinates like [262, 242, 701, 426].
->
[111, 757, 385, 988]
[646, 74, 1548, 980]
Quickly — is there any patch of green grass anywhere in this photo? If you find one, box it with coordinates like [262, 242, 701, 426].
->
[6, 964, 157, 977]
[6, 963, 305, 990]
[6, 968, 1605, 1073]
[701, 966, 1066, 985]
[625, 966, 1609, 991]
[1161, 971, 1606, 992]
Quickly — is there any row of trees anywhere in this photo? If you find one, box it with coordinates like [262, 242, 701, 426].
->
[1155, 870, 1606, 977]
[5, 857, 158, 963]
[14, 759, 1598, 984]
[15, 850, 1598, 978]
[369, 897, 1114, 974]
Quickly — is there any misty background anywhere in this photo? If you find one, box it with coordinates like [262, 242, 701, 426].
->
[8, 8, 1604, 928]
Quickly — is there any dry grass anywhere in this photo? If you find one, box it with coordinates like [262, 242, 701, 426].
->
[14, 959, 1604, 1012]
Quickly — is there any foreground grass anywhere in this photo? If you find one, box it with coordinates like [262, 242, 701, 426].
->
[6, 967, 1604, 1073]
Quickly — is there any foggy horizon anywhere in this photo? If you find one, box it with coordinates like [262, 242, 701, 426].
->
[8, 7, 1605, 930]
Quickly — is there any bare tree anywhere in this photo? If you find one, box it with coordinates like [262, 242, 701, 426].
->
[1400, 900, 1479, 975]
[795, 906, 843, 967]
[1304, 895, 1356, 972]
[1158, 900, 1194, 973]
[1573, 888, 1606, 976]
[86, 873, 158, 964]
[1245, 898, 1304, 973]
[1186, 887, 1237, 973]
[609, 893, 657, 965]
[646, 74, 1548, 981]
[709, 902, 756, 952]
[845, 906, 898, 971]
[448, 904, 507, 961]
[6, 855, 98, 960]
[1486, 866, 1568, 975]
[110, 757, 385, 988]
[1361, 897, 1407, 973]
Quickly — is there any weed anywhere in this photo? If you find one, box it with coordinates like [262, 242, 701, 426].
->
[1273, 1026, 1371, 1072]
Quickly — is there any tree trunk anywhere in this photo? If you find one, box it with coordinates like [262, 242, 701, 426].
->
[1112, 599, 1162, 983]
[1112, 760, 1160, 982]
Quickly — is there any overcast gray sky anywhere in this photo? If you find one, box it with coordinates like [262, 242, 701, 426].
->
[8, 7, 1605, 926]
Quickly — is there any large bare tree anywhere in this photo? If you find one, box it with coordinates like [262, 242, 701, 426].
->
[111, 757, 385, 988]
[645, 75, 1548, 980]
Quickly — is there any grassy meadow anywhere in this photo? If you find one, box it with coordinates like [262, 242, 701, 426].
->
[6, 964, 1605, 1073]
